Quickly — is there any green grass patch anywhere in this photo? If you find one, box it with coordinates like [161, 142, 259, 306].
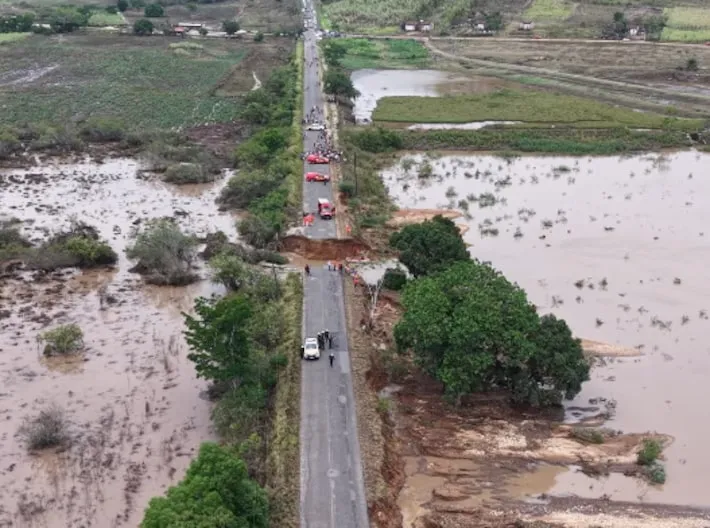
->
[0, 34, 245, 130]
[87, 12, 126, 26]
[322, 0, 420, 31]
[373, 90, 705, 130]
[661, 6, 710, 41]
[661, 27, 710, 42]
[523, 0, 573, 22]
[0, 33, 30, 44]
[327, 38, 428, 70]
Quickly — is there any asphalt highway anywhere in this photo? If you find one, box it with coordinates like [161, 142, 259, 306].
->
[298, 3, 369, 528]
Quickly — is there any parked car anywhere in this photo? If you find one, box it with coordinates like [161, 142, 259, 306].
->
[303, 337, 320, 360]
[306, 123, 326, 131]
[307, 154, 329, 164]
[305, 171, 330, 182]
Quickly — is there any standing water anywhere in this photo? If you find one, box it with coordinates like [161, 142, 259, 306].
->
[382, 150, 710, 507]
[0, 158, 235, 526]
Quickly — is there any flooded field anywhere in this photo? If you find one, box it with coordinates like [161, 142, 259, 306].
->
[382, 150, 710, 508]
[0, 158, 235, 527]
[350, 69, 459, 123]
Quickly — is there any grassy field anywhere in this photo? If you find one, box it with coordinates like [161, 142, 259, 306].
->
[0, 32, 28, 44]
[331, 38, 429, 69]
[0, 34, 292, 130]
[523, 0, 573, 22]
[662, 7, 710, 42]
[372, 89, 705, 129]
[87, 11, 126, 26]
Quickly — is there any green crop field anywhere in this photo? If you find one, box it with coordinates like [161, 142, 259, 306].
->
[372, 89, 705, 130]
[523, 0, 573, 22]
[0, 32, 29, 44]
[332, 38, 429, 69]
[87, 11, 126, 26]
[0, 34, 253, 130]
[662, 6, 710, 42]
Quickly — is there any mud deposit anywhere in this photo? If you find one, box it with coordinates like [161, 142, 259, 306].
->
[382, 151, 710, 510]
[350, 69, 460, 123]
[0, 159, 235, 527]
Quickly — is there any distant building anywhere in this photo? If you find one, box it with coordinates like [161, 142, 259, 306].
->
[403, 21, 417, 32]
[401, 20, 432, 32]
[519, 21, 534, 31]
[475, 22, 486, 31]
[176, 22, 204, 29]
[418, 20, 433, 32]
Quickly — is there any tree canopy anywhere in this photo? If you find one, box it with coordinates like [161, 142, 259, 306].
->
[324, 69, 360, 99]
[390, 215, 469, 277]
[144, 3, 164, 17]
[394, 260, 589, 405]
[141, 442, 269, 528]
[223, 19, 239, 34]
[184, 295, 254, 383]
[133, 18, 154, 34]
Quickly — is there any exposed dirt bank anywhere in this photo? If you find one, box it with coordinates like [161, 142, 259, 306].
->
[280, 234, 371, 260]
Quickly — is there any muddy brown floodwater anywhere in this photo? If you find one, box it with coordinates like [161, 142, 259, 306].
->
[382, 150, 710, 508]
[0, 158, 236, 527]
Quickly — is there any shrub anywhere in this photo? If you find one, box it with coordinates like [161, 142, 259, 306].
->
[570, 427, 604, 444]
[237, 214, 278, 249]
[254, 31, 264, 42]
[62, 236, 118, 267]
[219, 170, 281, 209]
[133, 18, 153, 34]
[79, 118, 125, 143]
[117, 0, 128, 12]
[686, 57, 699, 72]
[637, 438, 663, 465]
[0, 222, 30, 250]
[383, 267, 407, 291]
[126, 219, 198, 285]
[37, 324, 84, 356]
[645, 462, 666, 484]
[106, 5, 118, 14]
[163, 163, 214, 184]
[338, 181, 355, 198]
[18, 405, 70, 450]
[144, 3, 164, 17]
[223, 20, 239, 34]
[351, 127, 403, 153]
[199, 27, 208, 36]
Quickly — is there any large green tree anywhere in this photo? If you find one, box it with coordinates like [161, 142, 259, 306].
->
[184, 295, 253, 383]
[324, 69, 360, 99]
[394, 260, 589, 405]
[390, 215, 469, 277]
[141, 442, 268, 528]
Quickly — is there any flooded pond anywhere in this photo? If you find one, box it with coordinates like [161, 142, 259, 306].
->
[350, 69, 461, 123]
[383, 150, 710, 507]
[0, 158, 235, 526]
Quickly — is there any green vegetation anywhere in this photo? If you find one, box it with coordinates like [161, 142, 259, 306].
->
[322, 0, 423, 32]
[346, 126, 696, 157]
[223, 19, 240, 35]
[219, 43, 302, 249]
[390, 215, 469, 277]
[394, 258, 590, 405]
[645, 463, 667, 485]
[37, 324, 84, 356]
[324, 69, 360, 99]
[126, 219, 198, 285]
[87, 11, 125, 26]
[0, 32, 29, 44]
[141, 443, 269, 528]
[144, 2, 164, 17]
[637, 438, 663, 465]
[524, 0, 573, 22]
[383, 267, 408, 290]
[0, 35, 245, 130]
[322, 38, 428, 69]
[163, 163, 216, 184]
[133, 18, 154, 34]
[373, 90, 705, 130]
[570, 427, 605, 444]
[18, 405, 70, 451]
[662, 7, 710, 42]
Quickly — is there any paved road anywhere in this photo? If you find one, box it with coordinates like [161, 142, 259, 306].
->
[299, 2, 369, 528]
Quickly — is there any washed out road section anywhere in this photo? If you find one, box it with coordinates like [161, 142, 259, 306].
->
[299, 2, 369, 528]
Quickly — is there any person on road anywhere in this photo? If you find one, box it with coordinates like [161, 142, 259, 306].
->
[323, 329, 329, 342]
[300, 344, 305, 359]
[305, 264, 310, 276]
[329, 350, 335, 367]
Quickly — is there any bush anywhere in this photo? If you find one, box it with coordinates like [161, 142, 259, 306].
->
[106, 5, 118, 14]
[237, 214, 278, 249]
[570, 427, 605, 444]
[163, 163, 214, 184]
[133, 18, 153, 34]
[254, 31, 264, 42]
[324, 68, 360, 99]
[117, 0, 128, 11]
[219, 170, 281, 209]
[686, 57, 699, 72]
[62, 236, 118, 267]
[0, 222, 31, 250]
[637, 438, 663, 465]
[126, 219, 198, 285]
[223, 20, 239, 34]
[79, 118, 125, 143]
[645, 462, 666, 484]
[144, 3, 164, 17]
[351, 127, 403, 153]
[338, 181, 355, 198]
[383, 267, 407, 291]
[18, 405, 70, 450]
[37, 324, 84, 356]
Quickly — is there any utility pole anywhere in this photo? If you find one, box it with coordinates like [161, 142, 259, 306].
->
[353, 151, 358, 196]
